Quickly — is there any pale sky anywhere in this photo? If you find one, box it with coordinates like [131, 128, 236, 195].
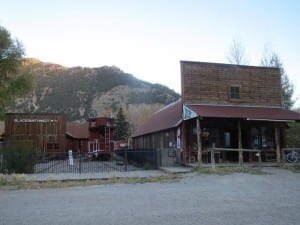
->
[1, 0, 299, 107]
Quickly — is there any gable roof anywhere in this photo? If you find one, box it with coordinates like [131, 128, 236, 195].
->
[187, 104, 300, 121]
[133, 99, 182, 137]
[66, 122, 89, 139]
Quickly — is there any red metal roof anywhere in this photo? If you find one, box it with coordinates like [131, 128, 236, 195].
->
[133, 100, 182, 137]
[187, 104, 300, 121]
[66, 122, 89, 139]
[133, 101, 300, 137]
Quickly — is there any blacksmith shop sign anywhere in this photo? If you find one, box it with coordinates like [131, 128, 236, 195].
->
[14, 118, 58, 123]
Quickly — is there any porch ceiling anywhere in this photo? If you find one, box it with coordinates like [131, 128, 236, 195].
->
[187, 104, 300, 122]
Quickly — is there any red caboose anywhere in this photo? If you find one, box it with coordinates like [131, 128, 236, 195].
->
[87, 117, 115, 158]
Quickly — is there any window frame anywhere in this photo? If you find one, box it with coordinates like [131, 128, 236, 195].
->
[229, 85, 241, 100]
[47, 143, 60, 151]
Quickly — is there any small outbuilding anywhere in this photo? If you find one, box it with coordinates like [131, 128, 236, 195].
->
[66, 122, 89, 152]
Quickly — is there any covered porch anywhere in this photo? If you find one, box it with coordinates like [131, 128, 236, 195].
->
[182, 104, 300, 165]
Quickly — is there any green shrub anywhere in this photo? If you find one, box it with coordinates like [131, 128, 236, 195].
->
[0, 174, 8, 185]
[2, 141, 35, 174]
[283, 164, 300, 173]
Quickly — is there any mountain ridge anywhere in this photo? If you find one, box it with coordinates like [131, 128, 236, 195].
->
[15, 58, 180, 130]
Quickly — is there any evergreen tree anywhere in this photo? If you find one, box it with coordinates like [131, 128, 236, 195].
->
[260, 49, 294, 109]
[0, 26, 33, 119]
[115, 107, 130, 140]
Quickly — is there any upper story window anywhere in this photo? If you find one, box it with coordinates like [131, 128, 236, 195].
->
[230, 86, 240, 99]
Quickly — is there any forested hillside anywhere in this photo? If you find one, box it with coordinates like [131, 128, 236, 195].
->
[15, 59, 180, 129]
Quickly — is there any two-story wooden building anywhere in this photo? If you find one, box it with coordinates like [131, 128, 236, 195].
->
[132, 61, 300, 164]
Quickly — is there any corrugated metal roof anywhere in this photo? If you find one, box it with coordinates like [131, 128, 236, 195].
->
[66, 122, 89, 139]
[187, 104, 300, 121]
[133, 99, 182, 137]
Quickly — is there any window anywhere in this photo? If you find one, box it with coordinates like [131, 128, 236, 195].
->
[90, 121, 96, 128]
[251, 127, 274, 149]
[224, 132, 231, 148]
[230, 86, 240, 99]
[47, 143, 59, 151]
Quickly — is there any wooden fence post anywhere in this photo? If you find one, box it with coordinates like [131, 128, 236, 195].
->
[182, 121, 187, 164]
[258, 150, 262, 166]
[210, 148, 215, 169]
[196, 118, 202, 166]
[125, 148, 128, 172]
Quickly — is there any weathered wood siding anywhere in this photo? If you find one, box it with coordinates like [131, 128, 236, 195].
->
[5, 113, 66, 152]
[132, 128, 177, 149]
[66, 138, 88, 152]
[181, 61, 282, 106]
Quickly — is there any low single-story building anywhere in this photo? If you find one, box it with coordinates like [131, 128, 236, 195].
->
[66, 122, 89, 152]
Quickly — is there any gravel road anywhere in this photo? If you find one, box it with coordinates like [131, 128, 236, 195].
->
[0, 167, 300, 225]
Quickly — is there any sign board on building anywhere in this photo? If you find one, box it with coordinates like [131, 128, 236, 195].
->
[13, 119, 58, 123]
[182, 105, 198, 120]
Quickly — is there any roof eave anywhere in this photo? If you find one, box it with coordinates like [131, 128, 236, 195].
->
[133, 120, 182, 138]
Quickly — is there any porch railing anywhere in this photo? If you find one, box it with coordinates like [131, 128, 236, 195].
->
[202, 148, 262, 168]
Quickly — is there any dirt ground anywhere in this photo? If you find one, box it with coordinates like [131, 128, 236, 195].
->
[0, 167, 299, 225]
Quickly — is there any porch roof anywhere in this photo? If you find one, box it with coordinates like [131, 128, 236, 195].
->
[66, 122, 89, 139]
[133, 99, 182, 137]
[187, 104, 300, 121]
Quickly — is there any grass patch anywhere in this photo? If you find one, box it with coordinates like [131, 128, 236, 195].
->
[0, 173, 26, 186]
[193, 166, 267, 175]
[0, 174, 181, 190]
[283, 164, 300, 173]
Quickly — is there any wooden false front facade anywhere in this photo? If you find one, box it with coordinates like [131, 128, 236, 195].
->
[132, 61, 300, 165]
[179, 61, 298, 164]
[5, 113, 67, 152]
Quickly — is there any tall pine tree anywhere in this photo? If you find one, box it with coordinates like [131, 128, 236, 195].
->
[115, 107, 130, 141]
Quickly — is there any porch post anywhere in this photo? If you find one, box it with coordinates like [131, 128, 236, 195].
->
[238, 120, 243, 165]
[182, 121, 187, 164]
[275, 127, 281, 165]
[196, 117, 202, 165]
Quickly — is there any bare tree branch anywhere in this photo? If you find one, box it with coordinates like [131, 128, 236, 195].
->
[227, 39, 249, 65]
